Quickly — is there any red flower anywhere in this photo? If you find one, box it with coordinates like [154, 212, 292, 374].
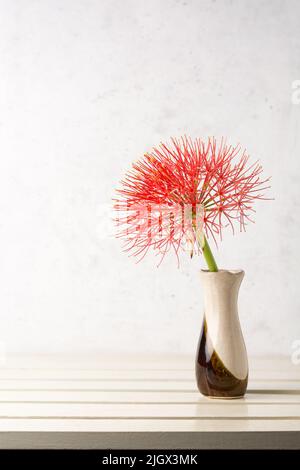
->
[114, 137, 270, 264]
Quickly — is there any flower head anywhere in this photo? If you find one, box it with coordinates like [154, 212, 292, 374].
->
[114, 136, 270, 264]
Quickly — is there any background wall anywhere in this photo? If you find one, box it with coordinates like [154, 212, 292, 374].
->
[0, 0, 299, 357]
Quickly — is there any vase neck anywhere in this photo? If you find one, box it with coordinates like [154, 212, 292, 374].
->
[200, 270, 244, 316]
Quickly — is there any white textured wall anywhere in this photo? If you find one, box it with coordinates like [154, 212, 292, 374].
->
[0, 0, 299, 357]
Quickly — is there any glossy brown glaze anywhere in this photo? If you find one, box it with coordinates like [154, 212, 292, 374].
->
[196, 318, 248, 398]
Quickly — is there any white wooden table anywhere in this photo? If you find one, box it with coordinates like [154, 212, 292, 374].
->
[0, 354, 299, 449]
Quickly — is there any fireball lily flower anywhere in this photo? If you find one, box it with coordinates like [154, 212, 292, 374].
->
[114, 137, 270, 271]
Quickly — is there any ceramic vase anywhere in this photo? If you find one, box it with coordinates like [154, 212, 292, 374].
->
[195, 269, 248, 398]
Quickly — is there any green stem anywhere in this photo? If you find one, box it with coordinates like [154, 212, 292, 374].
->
[192, 215, 218, 272]
[202, 235, 218, 272]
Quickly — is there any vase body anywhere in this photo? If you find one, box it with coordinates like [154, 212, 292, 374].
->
[196, 270, 248, 398]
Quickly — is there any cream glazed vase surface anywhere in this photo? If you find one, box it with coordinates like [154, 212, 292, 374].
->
[195, 269, 248, 398]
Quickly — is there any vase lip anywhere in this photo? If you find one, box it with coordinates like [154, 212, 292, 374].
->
[200, 269, 244, 276]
